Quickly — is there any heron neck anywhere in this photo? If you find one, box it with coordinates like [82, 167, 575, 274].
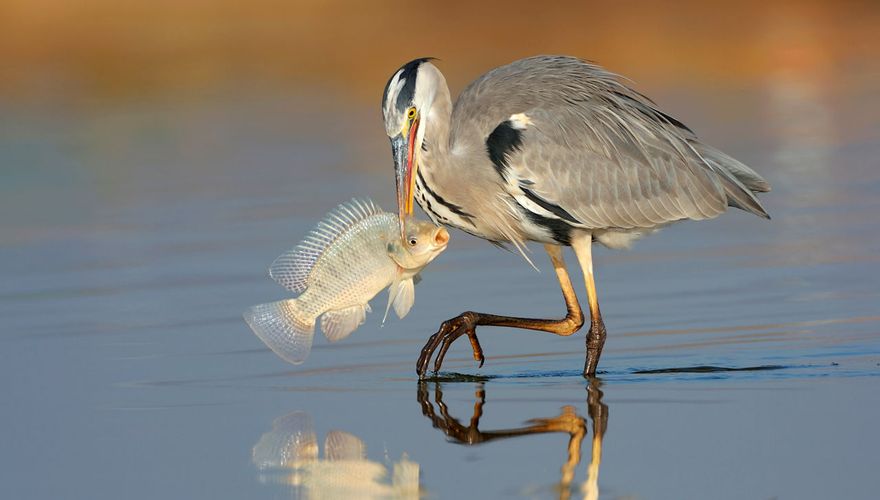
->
[423, 82, 453, 158]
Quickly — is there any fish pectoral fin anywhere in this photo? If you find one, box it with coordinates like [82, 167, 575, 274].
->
[388, 278, 416, 320]
[320, 305, 367, 342]
[412, 273, 423, 286]
[383, 279, 415, 324]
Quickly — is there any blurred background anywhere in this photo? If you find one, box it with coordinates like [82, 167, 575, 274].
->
[2, 1, 879, 499]
[3, 0, 878, 99]
[2, 0, 878, 232]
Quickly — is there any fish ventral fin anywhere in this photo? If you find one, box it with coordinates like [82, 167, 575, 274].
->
[320, 305, 367, 342]
[384, 278, 416, 323]
[324, 431, 367, 461]
[269, 198, 383, 293]
[243, 299, 315, 364]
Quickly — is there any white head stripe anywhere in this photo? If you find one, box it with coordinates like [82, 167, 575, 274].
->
[384, 70, 405, 117]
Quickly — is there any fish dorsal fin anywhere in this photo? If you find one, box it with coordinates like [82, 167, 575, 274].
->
[269, 199, 382, 293]
[320, 305, 367, 342]
[384, 278, 416, 323]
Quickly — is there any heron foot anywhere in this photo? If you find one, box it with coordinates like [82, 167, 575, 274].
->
[417, 382, 488, 444]
[583, 319, 607, 377]
[417, 312, 485, 379]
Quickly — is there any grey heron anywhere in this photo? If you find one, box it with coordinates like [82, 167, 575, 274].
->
[381, 56, 771, 379]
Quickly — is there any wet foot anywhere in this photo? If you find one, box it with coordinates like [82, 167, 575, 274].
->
[416, 312, 486, 379]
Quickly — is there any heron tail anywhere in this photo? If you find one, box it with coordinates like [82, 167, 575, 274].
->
[693, 143, 771, 219]
[243, 299, 316, 365]
[697, 144, 771, 193]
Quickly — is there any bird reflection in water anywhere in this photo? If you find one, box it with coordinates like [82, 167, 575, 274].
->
[252, 411, 420, 498]
[417, 377, 608, 500]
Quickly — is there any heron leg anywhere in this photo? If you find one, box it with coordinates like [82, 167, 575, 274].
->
[571, 233, 606, 376]
[416, 244, 585, 378]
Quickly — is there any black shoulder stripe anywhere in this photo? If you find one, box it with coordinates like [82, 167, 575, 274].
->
[511, 197, 573, 245]
[520, 187, 580, 224]
[486, 120, 524, 178]
[519, 205, 573, 245]
[416, 169, 476, 226]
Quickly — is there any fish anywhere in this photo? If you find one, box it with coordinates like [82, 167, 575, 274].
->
[244, 199, 449, 365]
[252, 411, 419, 497]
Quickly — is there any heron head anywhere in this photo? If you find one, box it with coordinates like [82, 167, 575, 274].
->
[382, 57, 439, 236]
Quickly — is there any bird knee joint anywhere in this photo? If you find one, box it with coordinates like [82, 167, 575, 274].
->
[571, 312, 585, 330]
[459, 311, 479, 327]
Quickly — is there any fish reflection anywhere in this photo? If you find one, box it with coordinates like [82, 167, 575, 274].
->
[417, 378, 608, 500]
[252, 411, 420, 498]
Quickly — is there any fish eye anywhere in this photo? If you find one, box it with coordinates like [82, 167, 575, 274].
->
[407, 107, 416, 120]
[408, 237, 417, 246]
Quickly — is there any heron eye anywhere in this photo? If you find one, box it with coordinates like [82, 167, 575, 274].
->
[408, 237, 417, 246]
[407, 107, 416, 120]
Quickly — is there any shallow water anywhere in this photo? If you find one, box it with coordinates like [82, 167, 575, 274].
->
[3, 10, 880, 499]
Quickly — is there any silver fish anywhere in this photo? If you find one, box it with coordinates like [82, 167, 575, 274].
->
[244, 199, 449, 365]
[252, 411, 419, 497]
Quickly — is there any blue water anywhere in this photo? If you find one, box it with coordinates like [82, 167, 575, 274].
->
[2, 69, 879, 498]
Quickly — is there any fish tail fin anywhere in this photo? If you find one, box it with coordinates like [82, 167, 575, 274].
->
[243, 299, 316, 365]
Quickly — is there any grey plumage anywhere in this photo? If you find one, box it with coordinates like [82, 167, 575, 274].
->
[385, 55, 770, 251]
[382, 55, 772, 377]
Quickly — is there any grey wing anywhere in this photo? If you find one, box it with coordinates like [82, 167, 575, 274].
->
[494, 98, 768, 229]
[465, 56, 769, 229]
[500, 111, 717, 229]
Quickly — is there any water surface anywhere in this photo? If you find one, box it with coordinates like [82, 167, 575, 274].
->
[2, 5, 880, 498]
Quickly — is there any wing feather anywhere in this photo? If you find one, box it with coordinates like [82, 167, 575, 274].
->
[507, 108, 730, 229]
[454, 56, 769, 230]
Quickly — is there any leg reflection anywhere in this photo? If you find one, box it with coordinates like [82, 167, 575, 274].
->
[417, 379, 608, 499]
[583, 377, 607, 500]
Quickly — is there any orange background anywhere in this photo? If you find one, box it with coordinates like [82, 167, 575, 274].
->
[2, 0, 877, 105]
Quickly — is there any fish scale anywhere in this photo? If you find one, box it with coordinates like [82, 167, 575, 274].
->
[296, 212, 398, 319]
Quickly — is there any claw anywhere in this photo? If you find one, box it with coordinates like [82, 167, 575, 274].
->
[416, 313, 489, 377]
[467, 330, 484, 368]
